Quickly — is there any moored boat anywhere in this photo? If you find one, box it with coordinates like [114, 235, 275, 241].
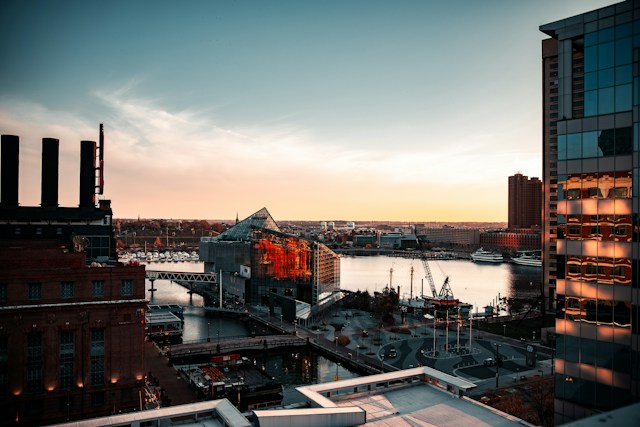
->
[470, 248, 504, 263]
[511, 251, 542, 267]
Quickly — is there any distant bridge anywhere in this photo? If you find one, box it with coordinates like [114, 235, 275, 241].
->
[145, 270, 218, 304]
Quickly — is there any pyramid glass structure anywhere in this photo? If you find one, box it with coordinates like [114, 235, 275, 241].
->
[215, 207, 281, 241]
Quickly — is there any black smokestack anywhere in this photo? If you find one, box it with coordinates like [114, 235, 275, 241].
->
[79, 140, 96, 208]
[41, 138, 59, 208]
[1, 134, 19, 208]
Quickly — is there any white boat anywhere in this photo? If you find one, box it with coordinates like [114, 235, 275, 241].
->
[511, 252, 542, 267]
[471, 248, 504, 263]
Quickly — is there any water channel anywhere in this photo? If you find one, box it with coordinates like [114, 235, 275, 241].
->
[142, 255, 541, 405]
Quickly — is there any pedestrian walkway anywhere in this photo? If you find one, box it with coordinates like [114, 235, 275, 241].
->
[144, 340, 200, 406]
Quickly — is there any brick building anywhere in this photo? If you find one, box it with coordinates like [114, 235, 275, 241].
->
[0, 128, 148, 425]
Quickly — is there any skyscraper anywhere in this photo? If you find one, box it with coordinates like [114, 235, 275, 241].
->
[540, 0, 640, 423]
[508, 172, 542, 229]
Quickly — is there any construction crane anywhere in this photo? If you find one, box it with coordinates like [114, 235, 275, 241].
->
[421, 256, 438, 298]
[421, 253, 458, 306]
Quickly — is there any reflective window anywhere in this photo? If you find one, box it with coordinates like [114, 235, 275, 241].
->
[598, 42, 614, 69]
[615, 37, 632, 65]
[582, 131, 600, 157]
[598, 87, 614, 114]
[585, 90, 598, 116]
[567, 133, 582, 158]
[598, 68, 614, 88]
[584, 46, 598, 72]
[615, 84, 632, 112]
[558, 134, 567, 160]
[615, 64, 632, 84]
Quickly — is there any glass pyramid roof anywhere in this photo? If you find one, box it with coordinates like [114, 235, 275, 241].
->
[215, 207, 281, 241]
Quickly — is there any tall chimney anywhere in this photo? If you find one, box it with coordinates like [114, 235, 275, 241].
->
[41, 138, 59, 208]
[79, 140, 96, 208]
[1, 134, 19, 208]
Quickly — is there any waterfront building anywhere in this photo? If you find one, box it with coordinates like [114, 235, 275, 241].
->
[0, 130, 147, 425]
[508, 173, 542, 229]
[199, 207, 340, 308]
[540, 1, 640, 422]
[416, 226, 480, 247]
[479, 229, 541, 251]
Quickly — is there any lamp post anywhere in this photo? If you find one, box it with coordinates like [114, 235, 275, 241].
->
[432, 310, 437, 356]
[207, 322, 211, 342]
[538, 369, 544, 426]
[381, 355, 385, 373]
[503, 324, 506, 337]
[495, 343, 501, 388]
[280, 315, 283, 329]
[420, 349, 425, 366]
[334, 336, 338, 351]
[356, 344, 360, 360]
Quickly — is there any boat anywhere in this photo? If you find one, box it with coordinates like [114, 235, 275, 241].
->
[511, 251, 542, 267]
[145, 311, 183, 343]
[470, 248, 504, 263]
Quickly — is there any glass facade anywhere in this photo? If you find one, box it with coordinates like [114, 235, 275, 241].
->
[541, 2, 640, 422]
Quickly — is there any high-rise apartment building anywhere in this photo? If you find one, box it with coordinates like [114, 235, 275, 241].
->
[540, 1, 640, 423]
[508, 173, 542, 229]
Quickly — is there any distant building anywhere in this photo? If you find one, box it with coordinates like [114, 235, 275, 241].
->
[199, 208, 340, 308]
[0, 130, 147, 426]
[508, 173, 542, 229]
[541, 1, 640, 423]
[416, 227, 480, 247]
[479, 229, 541, 251]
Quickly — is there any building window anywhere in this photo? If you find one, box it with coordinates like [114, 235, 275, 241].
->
[28, 282, 42, 301]
[92, 280, 105, 298]
[90, 329, 105, 386]
[26, 334, 43, 393]
[61, 281, 74, 299]
[0, 336, 7, 393]
[0, 284, 7, 305]
[121, 280, 133, 296]
[60, 331, 74, 390]
[90, 391, 105, 406]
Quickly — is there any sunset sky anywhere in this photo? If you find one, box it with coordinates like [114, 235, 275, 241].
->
[0, 0, 620, 222]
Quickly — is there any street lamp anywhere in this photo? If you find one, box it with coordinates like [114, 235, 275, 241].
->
[207, 322, 211, 342]
[494, 343, 501, 388]
[334, 336, 338, 351]
[503, 324, 506, 337]
[380, 355, 385, 373]
[420, 349, 425, 366]
[356, 344, 360, 360]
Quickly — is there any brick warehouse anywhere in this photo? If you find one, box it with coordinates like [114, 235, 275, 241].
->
[0, 127, 148, 425]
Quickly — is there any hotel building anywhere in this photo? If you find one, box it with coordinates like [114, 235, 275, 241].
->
[508, 173, 542, 229]
[540, 0, 640, 422]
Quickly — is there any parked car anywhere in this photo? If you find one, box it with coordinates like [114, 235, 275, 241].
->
[483, 358, 495, 366]
[388, 347, 397, 358]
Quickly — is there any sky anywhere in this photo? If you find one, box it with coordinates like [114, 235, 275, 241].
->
[0, 0, 621, 222]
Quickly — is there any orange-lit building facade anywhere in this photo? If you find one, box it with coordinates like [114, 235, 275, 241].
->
[540, 1, 640, 423]
[200, 208, 340, 307]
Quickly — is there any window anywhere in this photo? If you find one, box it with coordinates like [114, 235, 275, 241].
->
[0, 336, 8, 392]
[26, 334, 43, 393]
[60, 331, 74, 390]
[611, 187, 628, 198]
[92, 280, 105, 298]
[614, 225, 627, 236]
[61, 282, 74, 299]
[28, 283, 42, 300]
[90, 329, 105, 386]
[568, 225, 581, 235]
[0, 284, 7, 304]
[121, 280, 133, 296]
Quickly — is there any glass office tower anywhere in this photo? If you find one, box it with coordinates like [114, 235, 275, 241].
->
[540, 0, 640, 423]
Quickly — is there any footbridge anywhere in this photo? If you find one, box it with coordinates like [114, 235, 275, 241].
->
[146, 270, 218, 304]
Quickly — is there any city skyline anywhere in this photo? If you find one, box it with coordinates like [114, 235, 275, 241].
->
[0, 0, 619, 222]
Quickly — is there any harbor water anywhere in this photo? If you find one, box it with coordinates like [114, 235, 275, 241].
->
[143, 255, 541, 404]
